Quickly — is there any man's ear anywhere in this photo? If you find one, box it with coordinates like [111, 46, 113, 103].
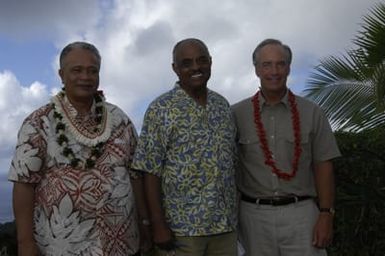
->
[172, 63, 179, 75]
[255, 66, 261, 78]
[58, 69, 64, 84]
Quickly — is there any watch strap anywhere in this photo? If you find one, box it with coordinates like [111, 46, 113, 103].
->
[319, 207, 335, 215]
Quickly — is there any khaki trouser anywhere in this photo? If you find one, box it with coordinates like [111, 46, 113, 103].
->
[239, 199, 327, 256]
[155, 231, 237, 256]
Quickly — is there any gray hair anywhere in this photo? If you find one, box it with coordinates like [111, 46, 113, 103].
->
[172, 38, 210, 63]
[252, 38, 292, 66]
[59, 41, 101, 68]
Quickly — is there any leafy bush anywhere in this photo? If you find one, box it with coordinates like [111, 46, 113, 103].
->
[0, 221, 17, 256]
[329, 128, 385, 255]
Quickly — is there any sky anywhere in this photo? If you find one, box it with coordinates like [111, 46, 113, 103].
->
[0, 0, 380, 223]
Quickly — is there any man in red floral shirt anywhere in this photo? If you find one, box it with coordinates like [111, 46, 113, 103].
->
[9, 42, 150, 256]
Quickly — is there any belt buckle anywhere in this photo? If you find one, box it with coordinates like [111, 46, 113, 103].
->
[272, 196, 297, 206]
[271, 198, 282, 206]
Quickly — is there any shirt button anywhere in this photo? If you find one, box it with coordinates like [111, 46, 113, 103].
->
[271, 135, 274, 139]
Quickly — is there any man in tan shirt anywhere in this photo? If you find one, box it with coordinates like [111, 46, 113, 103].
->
[232, 38, 340, 256]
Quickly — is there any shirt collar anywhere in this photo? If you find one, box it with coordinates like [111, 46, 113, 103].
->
[174, 81, 211, 106]
[259, 89, 290, 110]
[174, 82, 190, 99]
[63, 95, 96, 119]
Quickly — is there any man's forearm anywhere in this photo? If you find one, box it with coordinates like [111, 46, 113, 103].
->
[131, 176, 150, 222]
[314, 161, 335, 209]
[13, 182, 36, 247]
[313, 160, 335, 247]
[144, 173, 175, 249]
[144, 173, 166, 224]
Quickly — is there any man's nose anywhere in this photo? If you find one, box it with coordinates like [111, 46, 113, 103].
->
[270, 64, 279, 73]
[79, 70, 93, 79]
[190, 60, 201, 70]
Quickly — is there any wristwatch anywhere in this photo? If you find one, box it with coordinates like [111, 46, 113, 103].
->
[141, 219, 151, 226]
[319, 207, 335, 215]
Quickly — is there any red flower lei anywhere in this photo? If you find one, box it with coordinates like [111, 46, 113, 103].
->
[252, 90, 302, 181]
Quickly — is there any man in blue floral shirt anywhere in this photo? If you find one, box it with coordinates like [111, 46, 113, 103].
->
[132, 38, 237, 256]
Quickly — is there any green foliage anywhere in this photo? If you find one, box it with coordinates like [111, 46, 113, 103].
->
[0, 221, 17, 256]
[329, 129, 385, 255]
[305, 3, 385, 132]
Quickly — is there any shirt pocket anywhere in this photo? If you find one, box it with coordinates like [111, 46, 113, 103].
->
[238, 136, 265, 162]
[282, 132, 311, 166]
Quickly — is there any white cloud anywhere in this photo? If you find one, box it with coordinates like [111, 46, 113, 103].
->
[2, 0, 380, 110]
[0, 0, 101, 41]
[0, 71, 51, 156]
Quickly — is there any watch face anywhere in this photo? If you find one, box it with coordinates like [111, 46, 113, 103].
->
[320, 207, 335, 215]
[141, 219, 151, 226]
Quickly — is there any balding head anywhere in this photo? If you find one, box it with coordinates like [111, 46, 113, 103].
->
[172, 38, 210, 64]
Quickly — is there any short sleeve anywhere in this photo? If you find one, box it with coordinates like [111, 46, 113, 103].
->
[311, 107, 341, 162]
[126, 121, 142, 179]
[8, 115, 46, 183]
[131, 103, 168, 177]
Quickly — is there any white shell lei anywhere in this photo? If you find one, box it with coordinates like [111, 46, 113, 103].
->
[51, 92, 112, 147]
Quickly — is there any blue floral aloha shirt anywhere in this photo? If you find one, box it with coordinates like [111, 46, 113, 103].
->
[132, 83, 237, 236]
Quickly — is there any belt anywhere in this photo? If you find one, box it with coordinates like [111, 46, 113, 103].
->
[241, 194, 313, 206]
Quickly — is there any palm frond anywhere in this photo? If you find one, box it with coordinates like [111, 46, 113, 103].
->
[354, 3, 385, 65]
[371, 61, 385, 111]
[304, 3, 385, 131]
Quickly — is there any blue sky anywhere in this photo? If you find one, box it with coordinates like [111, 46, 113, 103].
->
[0, 0, 380, 222]
[0, 37, 57, 86]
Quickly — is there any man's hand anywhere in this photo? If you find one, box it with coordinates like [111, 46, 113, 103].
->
[312, 213, 334, 248]
[152, 221, 176, 251]
[138, 221, 153, 253]
[18, 240, 40, 256]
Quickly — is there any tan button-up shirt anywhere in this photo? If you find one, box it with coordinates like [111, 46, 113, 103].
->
[232, 90, 341, 197]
